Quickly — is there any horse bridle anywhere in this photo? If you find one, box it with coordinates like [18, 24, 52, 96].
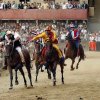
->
[5, 41, 15, 57]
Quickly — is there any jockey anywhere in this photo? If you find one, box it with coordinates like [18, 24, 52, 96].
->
[1, 30, 25, 69]
[70, 26, 81, 55]
[31, 25, 64, 62]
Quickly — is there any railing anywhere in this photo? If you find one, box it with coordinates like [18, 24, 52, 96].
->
[0, 9, 88, 20]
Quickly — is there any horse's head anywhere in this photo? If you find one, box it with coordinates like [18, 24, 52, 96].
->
[5, 42, 14, 57]
[45, 40, 53, 52]
[45, 40, 53, 61]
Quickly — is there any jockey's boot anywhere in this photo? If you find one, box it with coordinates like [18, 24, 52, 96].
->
[59, 57, 64, 64]
[59, 57, 66, 66]
[19, 52, 25, 64]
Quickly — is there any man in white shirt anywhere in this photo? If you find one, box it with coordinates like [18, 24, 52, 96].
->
[62, 2, 67, 9]
[0, 1, 4, 9]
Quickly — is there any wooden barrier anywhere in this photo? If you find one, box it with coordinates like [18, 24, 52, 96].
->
[0, 9, 88, 20]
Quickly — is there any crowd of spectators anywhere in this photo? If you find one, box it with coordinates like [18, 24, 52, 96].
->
[0, 1, 89, 10]
[0, 20, 88, 43]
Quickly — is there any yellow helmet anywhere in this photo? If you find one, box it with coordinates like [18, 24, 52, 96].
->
[45, 25, 52, 31]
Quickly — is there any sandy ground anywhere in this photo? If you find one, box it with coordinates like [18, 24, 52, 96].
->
[0, 51, 100, 100]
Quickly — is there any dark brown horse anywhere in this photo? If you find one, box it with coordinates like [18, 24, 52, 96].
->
[32, 42, 44, 82]
[64, 38, 85, 71]
[5, 42, 33, 89]
[42, 40, 64, 86]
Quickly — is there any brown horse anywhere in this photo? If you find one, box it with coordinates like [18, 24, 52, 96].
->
[5, 42, 33, 89]
[33, 40, 64, 86]
[32, 42, 45, 82]
[64, 39, 85, 71]
[42, 40, 64, 86]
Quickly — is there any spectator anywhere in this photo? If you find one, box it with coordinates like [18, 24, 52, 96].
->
[50, 1, 55, 9]
[42, 1, 49, 9]
[55, 2, 60, 9]
[33, 2, 38, 9]
[3, 1, 7, 10]
[23, 3, 27, 9]
[37, 3, 42, 9]
[73, 2, 77, 9]
[11, 1, 17, 9]
[18, 2, 24, 9]
[81, 1, 89, 9]
[67, 1, 73, 9]
[0, 1, 4, 9]
[6, 1, 11, 9]
[62, 2, 67, 9]
[77, 1, 82, 9]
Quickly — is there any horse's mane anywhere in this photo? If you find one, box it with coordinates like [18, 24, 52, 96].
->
[46, 41, 59, 62]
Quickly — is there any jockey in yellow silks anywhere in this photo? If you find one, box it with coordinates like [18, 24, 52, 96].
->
[31, 25, 64, 61]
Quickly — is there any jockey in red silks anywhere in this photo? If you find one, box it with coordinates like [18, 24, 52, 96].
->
[71, 26, 81, 56]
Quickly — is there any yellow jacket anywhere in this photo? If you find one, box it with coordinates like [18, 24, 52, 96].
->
[32, 31, 58, 43]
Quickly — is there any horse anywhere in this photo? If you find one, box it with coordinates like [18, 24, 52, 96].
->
[42, 40, 64, 86]
[32, 41, 45, 82]
[5, 41, 33, 89]
[64, 36, 85, 71]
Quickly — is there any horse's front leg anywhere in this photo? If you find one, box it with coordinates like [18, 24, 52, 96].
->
[60, 64, 64, 84]
[9, 66, 13, 89]
[47, 67, 51, 79]
[19, 67, 27, 88]
[71, 59, 75, 71]
[40, 64, 44, 72]
[76, 57, 81, 69]
[15, 67, 19, 85]
[52, 62, 57, 86]
[26, 64, 33, 87]
[35, 62, 40, 82]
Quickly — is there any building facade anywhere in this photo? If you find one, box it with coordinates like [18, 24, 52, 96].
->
[2, 0, 88, 4]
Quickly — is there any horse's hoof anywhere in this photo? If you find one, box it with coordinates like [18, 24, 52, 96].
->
[35, 80, 38, 83]
[62, 81, 64, 84]
[15, 81, 19, 85]
[9, 87, 13, 90]
[48, 75, 51, 79]
[53, 81, 56, 86]
[53, 83, 56, 86]
[41, 70, 44, 72]
[27, 85, 33, 89]
[70, 68, 75, 71]
[64, 64, 67, 66]
[76, 67, 78, 69]
[31, 85, 33, 87]
[24, 85, 27, 88]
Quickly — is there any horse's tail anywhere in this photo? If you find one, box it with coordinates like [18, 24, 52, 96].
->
[79, 44, 86, 60]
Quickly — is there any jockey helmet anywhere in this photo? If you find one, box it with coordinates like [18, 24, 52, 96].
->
[6, 31, 12, 35]
[45, 25, 52, 31]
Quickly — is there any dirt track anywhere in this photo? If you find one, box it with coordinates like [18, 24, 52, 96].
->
[0, 51, 100, 100]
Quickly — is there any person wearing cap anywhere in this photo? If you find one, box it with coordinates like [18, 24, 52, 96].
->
[0, 30, 25, 69]
[0, 30, 13, 69]
[31, 25, 64, 62]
